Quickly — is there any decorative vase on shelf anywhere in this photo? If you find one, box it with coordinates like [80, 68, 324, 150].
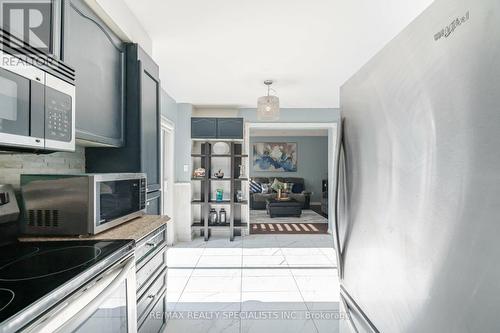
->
[238, 164, 246, 179]
[219, 208, 227, 224]
[236, 190, 244, 202]
[209, 208, 218, 225]
[216, 189, 224, 202]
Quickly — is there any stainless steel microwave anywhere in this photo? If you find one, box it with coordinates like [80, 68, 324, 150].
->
[0, 50, 75, 152]
[20, 173, 147, 235]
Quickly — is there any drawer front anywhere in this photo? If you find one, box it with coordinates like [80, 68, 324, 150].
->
[138, 290, 166, 333]
[137, 268, 167, 323]
[137, 248, 166, 293]
[136, 226, 166, 266]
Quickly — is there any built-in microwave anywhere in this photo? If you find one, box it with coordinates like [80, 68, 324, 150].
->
[20, 173, 147, 236]
[0, 49, 75, 152]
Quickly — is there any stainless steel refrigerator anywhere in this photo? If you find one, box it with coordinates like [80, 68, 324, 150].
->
[336, 0, 500, 332]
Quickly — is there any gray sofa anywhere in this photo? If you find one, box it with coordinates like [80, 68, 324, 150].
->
[250, 177, 311, 210]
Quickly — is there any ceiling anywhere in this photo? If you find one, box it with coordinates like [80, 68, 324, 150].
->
[124, 0, 434, 108]
[251, 129, 328, 137]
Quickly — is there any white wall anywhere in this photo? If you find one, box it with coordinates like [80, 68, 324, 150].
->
[192, 107, 239, 117]
[175, 104, 193, 182]
[174, 183, 193, 242]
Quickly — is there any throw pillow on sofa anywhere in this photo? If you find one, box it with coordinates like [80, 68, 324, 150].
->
[292, 183, 304, 193]
[261, 183, 271, 194]
[249, 179, 262, 193]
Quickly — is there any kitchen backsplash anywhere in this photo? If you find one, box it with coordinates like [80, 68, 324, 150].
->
[0, 146, 85, 189]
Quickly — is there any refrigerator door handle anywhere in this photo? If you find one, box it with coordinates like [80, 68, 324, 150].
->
[334, 121, 345, 279]
[340, 291, 359, 333]
[340, 285, 380, 333]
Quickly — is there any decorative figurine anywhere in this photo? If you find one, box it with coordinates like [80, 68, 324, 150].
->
[214, 169, 225, 179]
[193, 168, 205, 178]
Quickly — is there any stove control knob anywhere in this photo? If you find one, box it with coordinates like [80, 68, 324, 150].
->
[0, 192, 9, 205]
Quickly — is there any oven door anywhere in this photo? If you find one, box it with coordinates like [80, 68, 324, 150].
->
[93, 177, 146, 234]
[0, 51, 45, 150]
[25, 256, 137, 333]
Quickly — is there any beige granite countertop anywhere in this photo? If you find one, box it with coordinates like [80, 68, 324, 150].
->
[19, 215, 170, 243]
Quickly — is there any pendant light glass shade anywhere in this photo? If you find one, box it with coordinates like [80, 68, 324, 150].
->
[257, 95, 280, 120]
[257, 80, 280, 120]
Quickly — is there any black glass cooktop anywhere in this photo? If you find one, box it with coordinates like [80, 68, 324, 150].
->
[0, 240, 132, 326]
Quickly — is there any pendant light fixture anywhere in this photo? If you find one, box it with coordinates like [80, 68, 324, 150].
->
[257, 80, 280, 121]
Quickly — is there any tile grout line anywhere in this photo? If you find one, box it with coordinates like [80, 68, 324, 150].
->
[239, 235, 245, 333]
[169, 243, 207, 314]
[167, 235, 335, 332]
[280, 239, 321, 333]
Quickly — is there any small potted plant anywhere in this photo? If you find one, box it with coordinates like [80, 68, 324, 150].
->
[276, 182, 287, 200]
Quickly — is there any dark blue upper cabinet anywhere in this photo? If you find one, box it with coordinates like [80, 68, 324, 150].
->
[191, 118, 243, 139]
[138, 47, 161, 192]
[63, 0, 125, 147]
[217, 118, 244, 139]
[86, 44, 161, 193]
[191, 118, 217, 139]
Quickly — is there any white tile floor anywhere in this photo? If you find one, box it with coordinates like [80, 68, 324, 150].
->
[164, 234, 342, 333]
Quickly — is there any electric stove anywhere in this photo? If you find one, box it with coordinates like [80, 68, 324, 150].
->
[0, 240, 134, 331]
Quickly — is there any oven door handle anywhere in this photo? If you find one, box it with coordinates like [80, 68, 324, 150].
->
[32, 256, 136, 333]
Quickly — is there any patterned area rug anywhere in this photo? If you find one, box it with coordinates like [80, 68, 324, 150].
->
[250, 210, 328, 234]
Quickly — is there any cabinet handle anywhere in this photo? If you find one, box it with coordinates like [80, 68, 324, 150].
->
[146, 242, 157, 248]
[147, 294, 155, 299]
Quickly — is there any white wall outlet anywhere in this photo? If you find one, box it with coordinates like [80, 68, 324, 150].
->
[183, 164, 189, 172]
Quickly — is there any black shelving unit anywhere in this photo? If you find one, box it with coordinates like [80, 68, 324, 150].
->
[191, 141, 248, 241]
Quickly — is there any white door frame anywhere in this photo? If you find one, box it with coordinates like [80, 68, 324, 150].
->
[161, 116, 175, 245]
[244, 122, 339, 233]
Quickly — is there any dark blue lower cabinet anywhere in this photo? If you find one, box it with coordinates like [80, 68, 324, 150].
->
[136, 226, 167, 333]
[146, 191, 161, 215]
[138, 291, 166, 333]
